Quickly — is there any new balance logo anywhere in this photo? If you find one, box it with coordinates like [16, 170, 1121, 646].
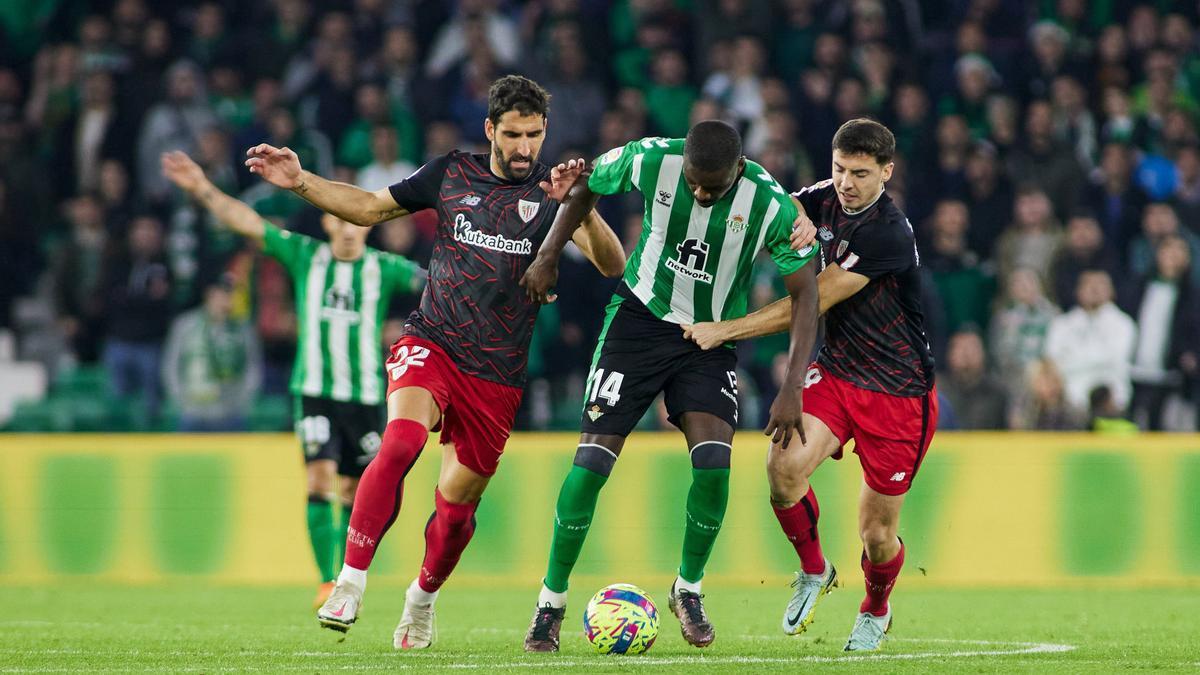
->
[459, 194, 481, 206]
[890, 472, 906, 482]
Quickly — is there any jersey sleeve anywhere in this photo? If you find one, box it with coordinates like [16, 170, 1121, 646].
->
[380, 251, 426, 294]
[588, 138, 659, 196]
[261, 221, 316, 273]
[764, 195, 817, 276]
[839, 215, 917, 279]
[387, 152, 452, 213]
[791, 179, 834, 219]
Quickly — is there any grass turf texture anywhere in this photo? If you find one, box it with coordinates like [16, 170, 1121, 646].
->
[3, 584, 1197, 672]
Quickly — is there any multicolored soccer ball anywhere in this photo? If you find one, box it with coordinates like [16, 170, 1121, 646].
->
[582, 583, 660, 655]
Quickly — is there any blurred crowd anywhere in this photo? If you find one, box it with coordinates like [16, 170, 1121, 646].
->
[1, 0, 1199, 432]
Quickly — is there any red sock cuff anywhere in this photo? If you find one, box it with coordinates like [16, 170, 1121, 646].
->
[434, 489, 477, 524]
[386, 417, 429, 441]
[862, 540, 905, 575]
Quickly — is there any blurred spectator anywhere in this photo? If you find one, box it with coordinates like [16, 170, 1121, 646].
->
[938, 54, 996, 139]
[51, 194, 110, 363]
[425, 0, 519, 79]
[703, 35, 767, 131]
[1171, 144, 1200, 229]
[356, 126, 417, 192]
[101, 214, 175, 423]
[539, 35, 606, 162]
[923, 199, 995, 334]
[1052, 211, 1121, 308]
[53, 70, 136, 199]
[1129, 202, 1200, 289]
[995, 185, 1062, 287]
[338, 83, 400, 170]
[694, 0, 773, 51]
[136, 60, 218, 203]
[1009, 358, 1087, 431]
[1007, 99, 1085, 219]
[937, 330, 1009, 430]
[161, 275, 261, 431]
[1081, 141, 1148, 253]
[1050, 75, 1097, 172]
[989, 267, 1061, 386]
[1123, 236, 1200, 431]
[963, 142, 1013, 261]
[1044, 269, 1136, 411]
[646, 49, 697, 139]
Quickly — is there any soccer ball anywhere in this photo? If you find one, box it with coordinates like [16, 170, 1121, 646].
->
[582, 583, 660, 655]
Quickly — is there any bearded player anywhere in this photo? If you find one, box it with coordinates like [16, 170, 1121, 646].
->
[684, 119, 937, 651]
[245, 75, 625, 649]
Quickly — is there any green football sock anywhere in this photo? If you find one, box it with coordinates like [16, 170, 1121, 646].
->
[679, 467, 730, 583]
[306, 495, 336, 583]
[544, 464, 609, 593]
[336, 500, 353, 572]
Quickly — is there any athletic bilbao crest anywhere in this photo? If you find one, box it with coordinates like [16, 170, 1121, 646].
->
[518, 199, 540, 223]
[836, 240, 849, 258]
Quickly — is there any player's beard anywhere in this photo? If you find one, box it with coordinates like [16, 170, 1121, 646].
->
[494, 144, 535, 181]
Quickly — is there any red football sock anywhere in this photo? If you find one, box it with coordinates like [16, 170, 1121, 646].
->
[417, 489, 478, 593]
[343, 418, 427, 570]
[860, 541, 905, 617]
[772, 487, 826, 575]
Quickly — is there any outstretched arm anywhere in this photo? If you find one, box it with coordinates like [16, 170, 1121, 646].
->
[764, 262, 819, 449]
[244, 143, 406, 226]
[162, 151, 265, 240]
[684, 262, 870, 349]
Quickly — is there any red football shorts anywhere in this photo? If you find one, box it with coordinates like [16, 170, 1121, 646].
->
[385, 335, 523, 477]
[801, 362, 937, 496]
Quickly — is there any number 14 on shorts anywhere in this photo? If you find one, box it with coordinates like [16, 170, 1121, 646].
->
[586, 368, 624, 407]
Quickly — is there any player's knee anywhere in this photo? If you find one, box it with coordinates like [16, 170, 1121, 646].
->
[573, 443, 619, 477]
[859, 522, 896, 552]
[690, 441, 731, 470]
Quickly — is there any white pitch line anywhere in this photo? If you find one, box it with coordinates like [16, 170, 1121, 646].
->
[1, 638, 1076, 671]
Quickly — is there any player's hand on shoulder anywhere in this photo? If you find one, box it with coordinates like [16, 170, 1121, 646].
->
[765, 386, 806, 449]
[789, 203, 817, 251]
[682, 322, 728, 351]
[540, 158, 588, 201]
[244, 143, 302, 189]
[161, 151, 205, 192]
[519, 255, 559, 305]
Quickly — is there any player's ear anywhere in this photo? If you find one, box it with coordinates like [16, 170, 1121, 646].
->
[484, 117, 495, 143]
[881, 161, 894, 183]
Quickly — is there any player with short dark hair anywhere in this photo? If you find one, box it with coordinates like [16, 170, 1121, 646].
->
[684, 118, 937, 651]
[518, 120, 820, 651]
[245, 74, 626, 649]
[161, 150, 424, 610]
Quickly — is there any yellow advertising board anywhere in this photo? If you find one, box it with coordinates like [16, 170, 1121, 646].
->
[1, 433, 1198, 588]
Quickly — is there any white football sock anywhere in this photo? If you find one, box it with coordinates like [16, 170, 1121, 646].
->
[337, 564, 367, 590]
[674, 574, 701, 595]
[538, 583, 568, 609]
[407, 578, 438, 606]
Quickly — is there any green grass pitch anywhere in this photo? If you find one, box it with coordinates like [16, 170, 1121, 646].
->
[4, 582, 1199, 672]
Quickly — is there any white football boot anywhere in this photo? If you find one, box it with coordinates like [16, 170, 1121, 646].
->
[782, 558, 839, 635]
[317, 579, 364, 633]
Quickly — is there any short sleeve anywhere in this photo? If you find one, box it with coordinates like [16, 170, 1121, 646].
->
[839, 216, 916, 279]
[261, 221, 315, 273]
[588, 139, 651, 195]
[764, 197, 816, 276]
[387, 153, 452, 213]
[791, 179, 833, 220]
[380, 251, 426, 294]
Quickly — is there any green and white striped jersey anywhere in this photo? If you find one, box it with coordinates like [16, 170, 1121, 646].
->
[589, 137, 815, 324]
[262, 222, 422, 405]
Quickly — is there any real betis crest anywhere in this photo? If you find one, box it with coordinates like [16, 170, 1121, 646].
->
[726, 214, 748, 232]
[518, 199, 540, 223]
